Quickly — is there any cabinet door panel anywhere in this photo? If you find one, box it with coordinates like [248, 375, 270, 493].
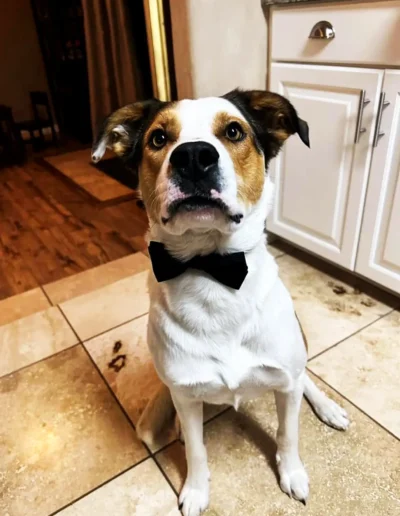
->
[268, 63, 383, 269]
[356, 70, 400, 294]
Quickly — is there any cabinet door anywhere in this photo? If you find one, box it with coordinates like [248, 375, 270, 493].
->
[356, 71, 400, 294]
[268, 63, 383, 269]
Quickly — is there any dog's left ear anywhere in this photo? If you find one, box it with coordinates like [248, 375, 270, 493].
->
[91, 99, 166, 165]
[223, 89, 310, 156]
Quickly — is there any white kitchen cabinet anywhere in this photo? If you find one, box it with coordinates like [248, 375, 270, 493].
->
[356, 71, 400, 293]
[268, 63, 383, 269]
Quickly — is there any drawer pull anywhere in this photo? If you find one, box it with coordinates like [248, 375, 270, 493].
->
[309, 21, 335, 40]
[354, 90, 370, 144]
[373, 92, 390, 147]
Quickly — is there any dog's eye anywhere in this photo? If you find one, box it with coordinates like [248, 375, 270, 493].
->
[111, 131, 120, 143]
[150, 129, 167, 149]
[225, 122, 244, 142]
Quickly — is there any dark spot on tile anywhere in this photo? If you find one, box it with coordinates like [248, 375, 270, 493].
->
[349, 307, 362, 316]
[332, 285, 347, 295]
[327, 300, 344, 312]
[361, 298, 375, 307]
[108, 354, 127, 372]
[113, 340, 122, 354]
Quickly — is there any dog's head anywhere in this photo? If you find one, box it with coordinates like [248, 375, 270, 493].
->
[92, 90, 309, 236]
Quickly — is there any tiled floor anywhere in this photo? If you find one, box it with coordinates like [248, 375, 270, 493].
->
[1, 244, 399, 516]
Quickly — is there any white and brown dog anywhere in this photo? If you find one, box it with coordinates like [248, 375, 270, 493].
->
[92, 90, 349, 516]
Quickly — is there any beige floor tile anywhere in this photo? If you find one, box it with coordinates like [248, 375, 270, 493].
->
[309, 309, 400, 438]
[157, 375, 400, 516]
[58, 459, 179, 516]
[43, 253, 150, 305]
[0, 306, 78, 377]
[85, 315, 226, 451]
[277, 254, 396, 357]
[0, 345, 147, 516]
[85, 315, 163, 440]
[267, 240, 293, 259]
[267, 244, 285, 258]
[60, 270, 150, 341]
[0, 288, 50, 327]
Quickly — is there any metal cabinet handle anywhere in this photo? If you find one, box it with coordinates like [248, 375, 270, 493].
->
[309, 21, 335, 40]
[373, 92, 390, 147]
[354, 90, 370, 143]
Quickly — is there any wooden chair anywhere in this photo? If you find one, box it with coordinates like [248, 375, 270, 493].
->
[17, 91, 58, 149]
[0, 105, 26, 166]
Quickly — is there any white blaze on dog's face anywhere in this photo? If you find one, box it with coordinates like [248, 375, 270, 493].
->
[92, 90, 309, 235]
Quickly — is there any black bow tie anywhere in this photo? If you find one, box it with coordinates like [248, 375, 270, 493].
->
[148, 241, 248, 290]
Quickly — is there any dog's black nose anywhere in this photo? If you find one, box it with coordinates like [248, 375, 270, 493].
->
[170, 142, 219, 178]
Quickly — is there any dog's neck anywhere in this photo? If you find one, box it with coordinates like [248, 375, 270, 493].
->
[147, 177, 274, 262]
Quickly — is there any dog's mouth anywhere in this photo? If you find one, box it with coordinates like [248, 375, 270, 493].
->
[162, 196, 243, 225]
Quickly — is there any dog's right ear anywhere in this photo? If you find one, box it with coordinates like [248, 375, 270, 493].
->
[91, 99, 166, 165]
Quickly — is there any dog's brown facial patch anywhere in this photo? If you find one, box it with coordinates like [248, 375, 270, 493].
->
[213, 112, 264, 205]
[140, 107, 181, 220]
[248, 91, 295, 144]
[105, 103, 147, 157]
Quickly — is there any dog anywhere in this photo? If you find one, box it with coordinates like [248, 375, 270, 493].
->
[92, 90, 350, 516]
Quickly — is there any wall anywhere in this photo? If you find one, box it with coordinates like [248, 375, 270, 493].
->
[187, 0, 268, 98]
[0, 0, 49, 121]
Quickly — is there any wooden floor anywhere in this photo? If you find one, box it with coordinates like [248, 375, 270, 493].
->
[0, 160, 148, 300]
[43, 149, 137, 204]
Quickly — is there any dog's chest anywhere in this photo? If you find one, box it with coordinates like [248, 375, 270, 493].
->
[148, 250, 306, 405]
[177, 343, 290, 407]
[148, 266, 302, 406]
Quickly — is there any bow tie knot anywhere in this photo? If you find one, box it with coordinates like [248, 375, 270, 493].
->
[148, 241, 248, 290]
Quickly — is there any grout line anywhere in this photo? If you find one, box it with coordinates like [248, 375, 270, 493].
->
[78, 344, 181, 502]
[152, 437, 181, 457]
[153, 454, 179, 497]
[307, 369, 400, 442]
[204, 406, 232, 427]
[2, 306, 173, 514]
[40, 284, 54, 306]
[57, 305, 81, 342]
[308, 308, 396, 362]
[49, 456, 152, 515]
[0, 342, 81, 381]
[57, 306, 142, 431]
[58, 304, 182, 497]
[153, 437, 179, 457]
[0, 299, 140, 380]
[81, 311, 150, 344]
[56, 307, 178, 502]
[59, 306, 140, 433]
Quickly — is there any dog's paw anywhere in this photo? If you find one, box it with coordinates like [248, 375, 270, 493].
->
[315, 397, 350, 431]
[276, 454, 309, 504]
[179, 480, 209, 516]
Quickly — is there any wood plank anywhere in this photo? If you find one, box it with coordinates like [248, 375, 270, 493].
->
[43, 149, 137, 204]
[0, 159, 148, 300]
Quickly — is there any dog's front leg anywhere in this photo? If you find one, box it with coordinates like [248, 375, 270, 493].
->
[172, 392, 209, 516]
[274, 374, 309, 504]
